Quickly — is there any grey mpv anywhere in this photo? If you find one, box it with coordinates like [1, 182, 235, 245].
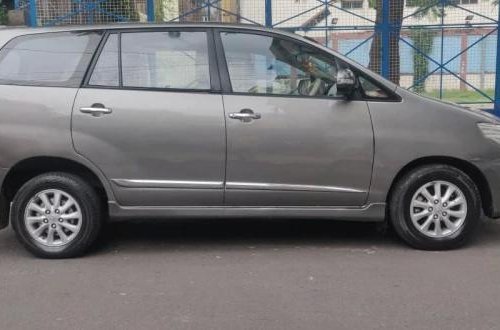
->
[1, 23, 500, 258]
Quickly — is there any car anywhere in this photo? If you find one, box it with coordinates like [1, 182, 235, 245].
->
[0, 23, 499, 258]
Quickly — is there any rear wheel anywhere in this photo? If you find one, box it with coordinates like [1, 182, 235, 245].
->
[390, 164, 481, 250]
[11, 172, 102, 258]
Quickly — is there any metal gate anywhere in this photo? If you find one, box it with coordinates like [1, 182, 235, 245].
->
[15, 0, 500, 115]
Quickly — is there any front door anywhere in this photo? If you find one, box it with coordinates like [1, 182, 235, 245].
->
[217, 31, 374, 207]
[72, 29, 226, 206]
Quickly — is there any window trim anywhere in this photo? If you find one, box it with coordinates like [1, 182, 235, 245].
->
[83, 32, 119, 88]
[214, 28, 400, 102]
[82, 27, 220, 94]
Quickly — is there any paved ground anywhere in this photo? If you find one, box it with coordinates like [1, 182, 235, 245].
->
[1, 218, 500, 330]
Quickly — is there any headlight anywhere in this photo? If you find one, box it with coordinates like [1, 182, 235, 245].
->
[478, 123, 500, 144]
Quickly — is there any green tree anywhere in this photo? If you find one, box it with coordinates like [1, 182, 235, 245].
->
[0, 0, 7, 25]
[367, 0, 404, 84]
[406, 0, 444, 93]
[409, 29, 434, 93]
[368, 0, 443, 86]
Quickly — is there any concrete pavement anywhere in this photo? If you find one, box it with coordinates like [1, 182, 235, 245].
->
[1, 218, 499, 330]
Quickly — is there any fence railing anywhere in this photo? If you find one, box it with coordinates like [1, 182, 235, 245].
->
[15, 0, 500, 115]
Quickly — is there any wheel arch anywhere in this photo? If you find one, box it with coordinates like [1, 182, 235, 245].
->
[386, 156, 492, 217]
[0, 156, 111, 228]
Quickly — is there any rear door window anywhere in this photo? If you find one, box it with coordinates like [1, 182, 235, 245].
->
[121, 31, 211, 90]
[88, 30, 211, 91]
[0, 31, 102, 87]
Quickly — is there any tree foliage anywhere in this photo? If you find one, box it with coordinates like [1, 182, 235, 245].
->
[409, 29, 434, 93]
[368, 0, 444, 87]
[406, 0, 443, 18]
[367, 0, 404, 84]
[0, 0, 7, 25]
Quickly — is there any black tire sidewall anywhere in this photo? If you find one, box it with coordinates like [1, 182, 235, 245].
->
[391, 166, 481, 250]
[11, 173, 101, 258]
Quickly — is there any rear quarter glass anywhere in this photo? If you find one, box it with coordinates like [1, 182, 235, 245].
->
[0, 31, 102, 88]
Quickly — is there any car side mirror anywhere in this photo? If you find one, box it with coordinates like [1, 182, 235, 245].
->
[336, 68, 356, 98]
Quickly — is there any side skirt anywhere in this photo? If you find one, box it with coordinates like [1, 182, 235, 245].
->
[108, 202, 387, 222]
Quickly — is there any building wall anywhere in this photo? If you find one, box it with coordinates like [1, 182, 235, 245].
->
[241, 0, 496, 30]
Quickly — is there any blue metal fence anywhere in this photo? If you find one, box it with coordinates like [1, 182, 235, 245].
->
[15, 0, 500, 115]
[496, 4, 500, 114]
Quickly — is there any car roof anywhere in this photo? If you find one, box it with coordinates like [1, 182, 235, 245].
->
[0, 22, 286, 36]
[0, 22, 301, 48]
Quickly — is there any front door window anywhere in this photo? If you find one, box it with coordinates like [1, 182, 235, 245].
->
[221, 32, 342, 98]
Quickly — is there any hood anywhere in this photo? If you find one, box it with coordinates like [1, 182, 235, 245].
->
[396, 87, 499, 124]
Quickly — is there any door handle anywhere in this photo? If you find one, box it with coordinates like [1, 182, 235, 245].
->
[228, 109, 261, 122]
[229, 113, 261, 120]
[80, 104, 112, 117]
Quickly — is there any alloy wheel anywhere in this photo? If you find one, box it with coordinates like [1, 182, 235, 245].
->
[410, 180, 467, 238]
[23, 189, 83, 247]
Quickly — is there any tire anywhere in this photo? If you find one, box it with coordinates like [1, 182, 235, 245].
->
[389, 164, 481, 250]
[11, 172, 102, 258]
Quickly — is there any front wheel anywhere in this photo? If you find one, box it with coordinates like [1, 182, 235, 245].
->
[389, 165, 481, 250]
[11, 172, 102, 258]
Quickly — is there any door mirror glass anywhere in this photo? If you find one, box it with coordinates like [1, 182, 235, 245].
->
[336, 68, 356, 98]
